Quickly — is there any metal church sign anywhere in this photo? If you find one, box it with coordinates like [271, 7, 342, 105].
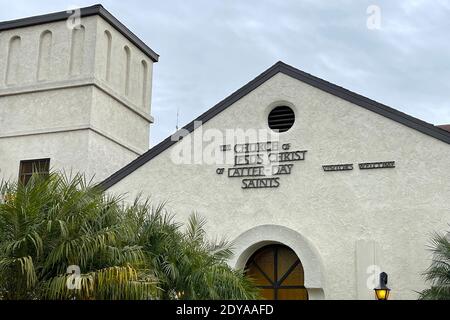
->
[217, 142, 306, 190]
[217, 141, 396, 190]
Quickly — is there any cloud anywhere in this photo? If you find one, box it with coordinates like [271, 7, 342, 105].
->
[1, 0, 449, 144]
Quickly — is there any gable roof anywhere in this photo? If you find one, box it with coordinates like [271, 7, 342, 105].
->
[100, 61, 450, 190]
[0, 4, 159, 62]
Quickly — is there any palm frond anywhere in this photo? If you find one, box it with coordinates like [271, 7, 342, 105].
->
[420, 230, 450, 300]
[0, 171, 258, 300]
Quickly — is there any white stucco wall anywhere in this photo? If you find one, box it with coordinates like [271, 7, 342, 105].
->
[0, 87, 91, 135]
[94, 17, 154, 115]
[0, 130, 89, 182]
[0, 14, 155, 182]
[108, 72, 450, 300]
[90, 87, 151, 153]
[86, 130, 137, 181]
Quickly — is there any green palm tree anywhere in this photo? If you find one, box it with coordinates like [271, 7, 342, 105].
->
[0, 172, 259, 300]
[0, 173, 157, 300]
[419, 230, 450, 300]
[125, 200, 259, 300]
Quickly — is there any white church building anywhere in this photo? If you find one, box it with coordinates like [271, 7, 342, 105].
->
[1, 5, 449, 300]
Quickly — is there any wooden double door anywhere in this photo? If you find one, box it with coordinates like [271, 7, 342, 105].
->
[245, 244, 308, 300]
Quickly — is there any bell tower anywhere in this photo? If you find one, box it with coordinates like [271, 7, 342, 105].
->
[0, 4, 158, 181]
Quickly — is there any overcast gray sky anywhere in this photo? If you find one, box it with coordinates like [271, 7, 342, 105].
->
[1, 0, 449, 146]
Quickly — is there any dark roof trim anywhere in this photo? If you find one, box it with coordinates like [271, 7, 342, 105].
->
[0, 4, 159, 62]
[100, 61, 450, 190]
[438, 125, 450, 133]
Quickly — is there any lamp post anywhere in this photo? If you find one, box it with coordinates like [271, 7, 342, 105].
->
[374, 272, 391, 300]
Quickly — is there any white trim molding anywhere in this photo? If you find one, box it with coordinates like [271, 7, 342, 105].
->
[0, 125, 145, 156]
[230, 224, 326, 300]
[0, 77, 154, 124]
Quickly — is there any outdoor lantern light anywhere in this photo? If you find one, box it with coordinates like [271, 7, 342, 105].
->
[374, 272, 391, 300]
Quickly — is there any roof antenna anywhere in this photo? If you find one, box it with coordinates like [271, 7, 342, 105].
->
[176, 107, 180, 131]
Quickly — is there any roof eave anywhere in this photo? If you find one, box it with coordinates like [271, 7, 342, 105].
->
[0, 4, 159, 62]
[99, 61, 450, 190]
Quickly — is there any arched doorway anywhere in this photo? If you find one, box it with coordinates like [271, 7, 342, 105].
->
[245, 244, 308, 300]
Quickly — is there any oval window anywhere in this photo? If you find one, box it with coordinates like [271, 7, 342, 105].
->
[268, 106, 295, 133]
